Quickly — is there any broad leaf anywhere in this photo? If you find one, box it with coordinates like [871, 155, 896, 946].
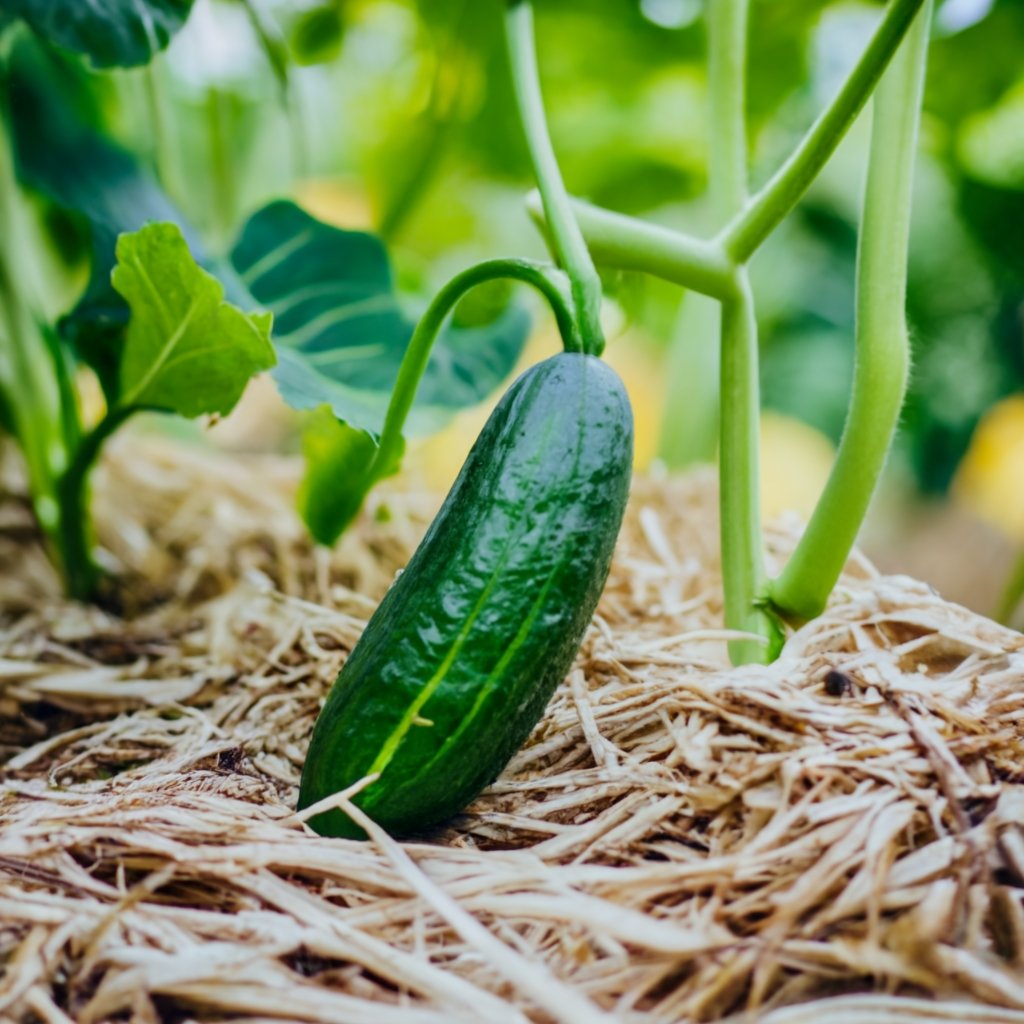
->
[112, 223, 275, 417]
[5, 0, 195, 68]
[231, 201, 530, 438]
[298, 406, 405, 546]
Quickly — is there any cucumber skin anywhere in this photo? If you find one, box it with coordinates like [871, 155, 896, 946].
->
[299, 352, 634, 838]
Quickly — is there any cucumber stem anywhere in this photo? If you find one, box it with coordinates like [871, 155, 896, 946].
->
[372, 258, 581, 478]
[504, 0, 605, 356]
[769, 0, 932, 622]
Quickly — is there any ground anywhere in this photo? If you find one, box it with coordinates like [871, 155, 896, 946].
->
[1, 435, 1024, 1023]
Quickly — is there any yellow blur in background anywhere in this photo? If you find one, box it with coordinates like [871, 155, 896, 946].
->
[415, 325, 837, 524]
[955, 394, 1024, 543]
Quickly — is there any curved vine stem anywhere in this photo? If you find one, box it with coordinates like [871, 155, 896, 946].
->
[371, 258, 581, 479]
[769, 0, 933, 622]
[505, 0, 605, 355]
[527, 0, 926, 294]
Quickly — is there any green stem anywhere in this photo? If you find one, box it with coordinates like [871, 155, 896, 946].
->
[719, 0, 927, 263]
[525, 191, 736, 301]
[656, 0, 747, 469]
[206, 87, 234, 247]
[505, 1, 604, 355]
[720, 272, 780, 664]
[144, 62, 169, 184]
[371, 258, 581, 478]
[54, 406, 135, 601]
[770, 0, 932, 622]
[705, 0, 779, 665]
[379, 0, 469, 241]
[708, 0, 748, 218]
[995, 548, 1024, 626]
[238, 0, 308, 179]
[0, 103, 79, 587]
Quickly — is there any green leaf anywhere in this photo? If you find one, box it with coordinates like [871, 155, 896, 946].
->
[231, 201, 530, 438]
[290, 5, 345, 66]
[112, 223, 275, 417]
[298, 406, 405, 546]
[5, 0, 195, 68]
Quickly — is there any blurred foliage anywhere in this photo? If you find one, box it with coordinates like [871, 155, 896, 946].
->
[3, 0, 1022, 499]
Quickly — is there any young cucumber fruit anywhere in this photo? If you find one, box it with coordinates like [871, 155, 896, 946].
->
[299, 352, 633, 838]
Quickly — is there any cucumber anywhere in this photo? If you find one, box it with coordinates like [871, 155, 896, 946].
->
[299, 352, 633, 838]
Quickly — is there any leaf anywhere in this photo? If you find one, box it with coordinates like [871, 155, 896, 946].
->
[5, 0, 195, 68]
[231, 200, 530, 438]
[6, 39, 204, 399]
[290, 5, 345, 67]
[111, 223, 275, 417]
[298, 406, 405, 546]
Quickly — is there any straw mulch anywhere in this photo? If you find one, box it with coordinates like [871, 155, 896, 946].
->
[2, 433, 1024, 1024]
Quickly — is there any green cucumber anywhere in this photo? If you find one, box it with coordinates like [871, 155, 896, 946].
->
[299, 352, 633, 838]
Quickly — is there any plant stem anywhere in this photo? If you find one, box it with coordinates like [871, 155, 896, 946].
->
[0, 106, 79, 588]
[206, 86, 234, 248]
[656, 0, 747, 469]
[995, 548, 1024, 626]
[708, 0, 748, 218]
[371, 258, 581, 477]
[238, 0, 308, 180]
[525, 191, 736, 301]
[719, 0, 927, 263]
[720, 273, 780, 663]
[703, 0, 779, 664]
[379, 0, 470, 241]
[54, 406, 135, 601]
[769, 0, 932, 622]
[505, 1, 604, 355]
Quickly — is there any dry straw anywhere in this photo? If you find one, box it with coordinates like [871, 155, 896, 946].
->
[2, 434, 1024, 1023]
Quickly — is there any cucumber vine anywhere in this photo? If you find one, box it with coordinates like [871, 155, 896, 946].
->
[524, 0, 934, 663]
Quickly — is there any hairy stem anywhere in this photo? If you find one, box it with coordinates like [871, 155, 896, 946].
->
[719, 0, 927, 263]
[505, 1, 604, 355]
[372, 258, 581, 477]
[770, 0, 932, 622]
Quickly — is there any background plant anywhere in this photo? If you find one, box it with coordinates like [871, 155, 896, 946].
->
[1, 0, 1022, 627]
